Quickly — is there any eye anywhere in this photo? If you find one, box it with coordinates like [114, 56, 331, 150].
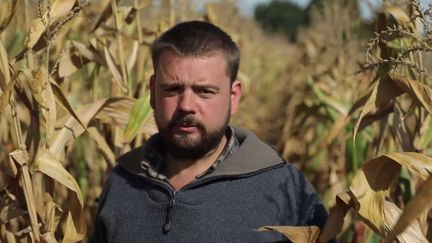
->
[162, 84, 182, 96]
[197, 87, 217, 98]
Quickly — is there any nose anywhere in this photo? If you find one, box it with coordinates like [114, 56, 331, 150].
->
[178, 89, 196, 113]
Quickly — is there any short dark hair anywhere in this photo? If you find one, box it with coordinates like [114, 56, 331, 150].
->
[151, 21, 240, 83]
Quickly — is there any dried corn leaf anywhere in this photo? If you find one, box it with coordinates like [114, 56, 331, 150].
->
[382, 6, 411, 27]
[44, 194, 62, 234]
[388, 73, 432, 116]
[127, 41, 139, 73]
[50, 0, 77, 22]
[91, 0, 117, 31]
[334, 152, 432, 239]
[22, 68, 48, 110]
[42, 80, 57, 145]
[385, 152, 432, 180]
[18, 0, 81, 60]
[41, 233, 57, 243]
[34, 150, 84, 206]
[104, 46, 128, 93]
[58, 40, 107, 78]
[50, 81, 86, 130]
[257, 225, 320, 243]
[0, 0, 20, 31]
[318, 194, 352, 243]
[0, 205, 27, 224]
[63, 204, 86, 243]
[124, 92, 151, 143]
[50, 97, 135, 158]
[9, 149, 41, 241]
[87, 127, 116, 168]
[24, 18, 46, 50]
[0, 39, 11, 88]
[384, 199, 429, 243]
[0, 78, 15, 113]
[353, 75, 403, 140]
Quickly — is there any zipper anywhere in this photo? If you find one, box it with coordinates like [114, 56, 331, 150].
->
[163, 190, 176, 233]
[144, 177, 177, 234]
[143, 162, 285, 233]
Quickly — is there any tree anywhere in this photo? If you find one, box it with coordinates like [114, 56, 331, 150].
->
[254, 0, 308, 42]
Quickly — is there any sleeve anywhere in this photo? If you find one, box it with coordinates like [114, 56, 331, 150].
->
[287, 164, 337, 242]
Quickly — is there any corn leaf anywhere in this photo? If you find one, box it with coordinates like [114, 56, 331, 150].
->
[34, 150, 84, 206]
[124, 92, 152, 143]
[104, 46, 128, 93]
[0, 0, 19, 31]
[389, 73, 432, 116]
[258, 225, 320, 243]
[353, 75, 403, 141]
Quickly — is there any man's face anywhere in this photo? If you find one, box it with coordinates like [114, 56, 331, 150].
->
[150, 50, 242, 160]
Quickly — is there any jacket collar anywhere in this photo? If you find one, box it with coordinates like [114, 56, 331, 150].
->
[117, 126, 285, 179]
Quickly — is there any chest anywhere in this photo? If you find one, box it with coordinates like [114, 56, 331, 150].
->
[100, 176, 299, 242]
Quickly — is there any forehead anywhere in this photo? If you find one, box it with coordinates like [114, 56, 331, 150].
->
[155, 50, 228, 72]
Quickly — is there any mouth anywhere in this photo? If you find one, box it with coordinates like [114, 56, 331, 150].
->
[176, 125, 198, 133]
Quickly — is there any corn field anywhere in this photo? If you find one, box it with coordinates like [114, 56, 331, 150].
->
[1, 0, 432, 242]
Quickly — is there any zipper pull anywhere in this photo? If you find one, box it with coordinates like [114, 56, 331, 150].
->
[163, 192, 176, 233]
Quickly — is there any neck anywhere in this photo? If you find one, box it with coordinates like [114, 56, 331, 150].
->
[164, 135, 227, 191]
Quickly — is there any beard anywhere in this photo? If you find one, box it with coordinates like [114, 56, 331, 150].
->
[156, 112, 230, 160]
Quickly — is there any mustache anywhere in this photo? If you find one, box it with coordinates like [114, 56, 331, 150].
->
[169, 115, 204, 129]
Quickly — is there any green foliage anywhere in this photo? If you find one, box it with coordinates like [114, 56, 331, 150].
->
[254, 0, 309, 41]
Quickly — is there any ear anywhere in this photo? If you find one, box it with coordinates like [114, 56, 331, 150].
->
[150, 74, 155, 109]
[230, 80, 242, 116]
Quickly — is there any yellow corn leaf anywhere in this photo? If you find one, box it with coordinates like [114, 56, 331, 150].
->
[0, 0, 19, 32]
[382, 6, 410, 27]
[87, 127, 116, 168]
[24, 18, 46, 50]
[353, 75, 403, 141]
[94, 97, 135, 126]
[124, 92, 152, 143]
[50, 97, 135, 158]
[50, 81, 86, 130]
[205, 3, 218, 24]
[318, 194, 351, 243]
[127, 40, 139, 73]
[104, 46, 128, 93]
[44, 193, 62, 234]
[0, 205, 27, 224]
[21, 67, 48, 110]
[0, 78, 15, 113]
[385, 152, 432, 179]
[91, 0, 116, 31]
[384, 176, 432, 243]
[58, 40, 107, 78]
[340, 152, 432, 238]
[34, 150, 83, 206]
[42, 80, 57, 145]
[50, 0, 77, 22]
[24, 0, 77, 50]
[58, 44, 79, 78]
[63, 195, 86, 242]
[389, 73, 432, 116]
[41, 233, 57, 243]
[0, 38, 11, 88]
[123, 6, 137, 24]
[9, 149, 40, 241]
[258, 225, 320, 243]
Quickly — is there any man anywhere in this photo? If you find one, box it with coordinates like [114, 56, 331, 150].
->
[92, 20, 327, 242]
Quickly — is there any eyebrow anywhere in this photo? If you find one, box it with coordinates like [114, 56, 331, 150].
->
[192, 83, 219, 91]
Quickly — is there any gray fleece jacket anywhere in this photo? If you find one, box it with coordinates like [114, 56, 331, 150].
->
[92, 127, 327, 242]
